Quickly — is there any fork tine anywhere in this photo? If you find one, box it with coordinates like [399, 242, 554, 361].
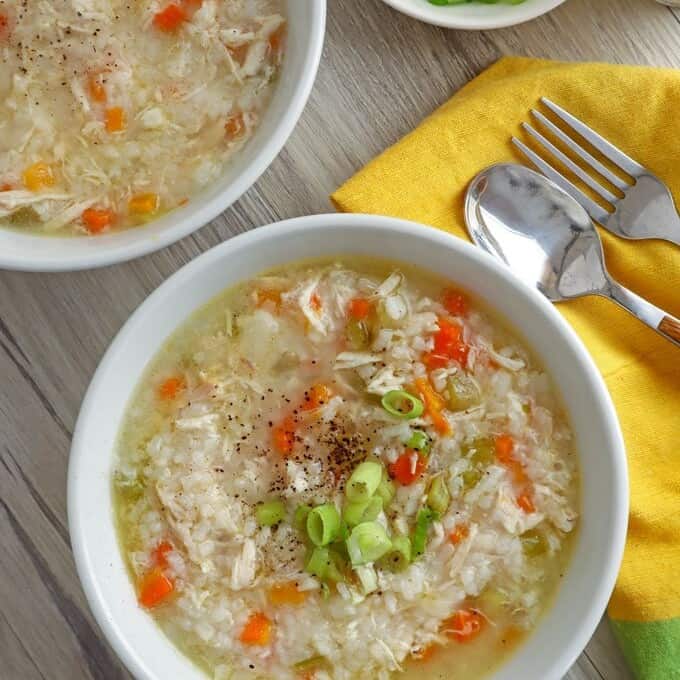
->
[511, 137, 611, 223]
[541, 98, 645, 178]
[530, 110, 630, 192]
[521, 122, 618, 205]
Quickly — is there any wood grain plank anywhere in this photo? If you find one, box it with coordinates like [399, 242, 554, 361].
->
[1, 0, 677, 678]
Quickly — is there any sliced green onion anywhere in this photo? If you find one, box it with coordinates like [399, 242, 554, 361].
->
[346, 461, 383, 503]
[412, 507, 438, 558]
[381, 390, 424, 419]
[355, 564, 378, 594]
[294, 504, 312, 530]
[406, 429, 431, 453]
[378, 535, 412, 573]
[306, 504, 341, 546]
[427, 476, 451, 515]
[344, 496, 383, 527]
[346, 521, 392, 566]
[320, 582, 331, 600]
[376, 477, 396, 506]
[256, 499, 286, 527]
[305, 546, 331, 578]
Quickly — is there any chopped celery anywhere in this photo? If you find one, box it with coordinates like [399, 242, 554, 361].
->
[427, 475, 450, 514]
[446, 374, 481, 411]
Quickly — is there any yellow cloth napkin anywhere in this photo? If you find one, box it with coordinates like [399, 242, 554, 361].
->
[332, 57, 680, 679]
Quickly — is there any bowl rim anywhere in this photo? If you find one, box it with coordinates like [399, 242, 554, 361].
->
[68, 212, 628, 680]
[379, 0, 567, 30]
[0, 1, 326, 272]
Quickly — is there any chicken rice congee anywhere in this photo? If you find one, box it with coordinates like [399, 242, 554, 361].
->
[114, 258, 579, 680]
[0, 0, 284, 235]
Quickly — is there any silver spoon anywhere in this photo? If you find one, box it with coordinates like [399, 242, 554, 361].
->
[465, 163, 680, 348]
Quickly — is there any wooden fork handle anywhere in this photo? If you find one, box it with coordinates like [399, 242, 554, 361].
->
[659, 316, 680, 344]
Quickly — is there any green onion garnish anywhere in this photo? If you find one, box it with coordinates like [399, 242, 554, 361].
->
[294, 504, 312, 530]
[427, 476, 451, 515]
[346, 521, 392, 566]
[255, 499, 286, 527]
[412, 507, 438, 558]
[346, 461, 383, 503]
[305, 546, 331, 578]
[306, 504, 341, 546]
[376, 477, 396, 506]
[355, 564, 378, 594]
[378, 535, 412, 572]
[344, 495, 383, 527]
[381, 390, 424, 419]
[407, 429, 431, 453]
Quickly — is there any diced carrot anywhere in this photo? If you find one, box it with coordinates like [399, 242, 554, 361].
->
[239, 612, 272, 646]
[0, 13, 9, 40]
[414, 644, 437, 662]
[88, 74, 107, 103]
[139, 567, 174, 608]
[449, 524, 469, 545]
[301, 384, 332, 411]
[517, 491, 535, 513]
[442, 609, 484, 642]
[153, 4, 187, 31]
[432, 317, 469, 367]
[105, 107, 125, 133]
[158, 376, 185, 400]
[442, 289, 469, 317]
[1, 183, 13, 192]
[225, 111, 246, 140]
[268, 25, 285, 55]
[152, 541, 173, 568]
[494, 434, 529, 485]
[494, 434, 514, 464]
[129, 193, 160, 215]
[422, 352, 448, 371]
[256, 288, 282, 310]
[347, 297, 371, 320]
[389, 449, 426, 486]
[268, 581, 307, 606]
[310, 292, 322, 312]
[23, 162, 55, 191]
[414, 377, 451, 435]
[82, 208, 114, 234]
[273, 415, 296, 457]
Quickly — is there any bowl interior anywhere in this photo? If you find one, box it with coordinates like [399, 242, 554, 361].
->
[68, 214, 627, 680]
[0, 0, 325, 271]
[380, 0, 566, 30]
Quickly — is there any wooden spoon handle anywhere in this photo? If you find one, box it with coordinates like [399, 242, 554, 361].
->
[607, 281, 680, 348]
[659, 316, 680, 344]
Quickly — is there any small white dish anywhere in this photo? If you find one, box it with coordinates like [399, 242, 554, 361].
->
[380, 0, 567, 30]
[69, 213, 628, 680]
[0, 0, 325, 272]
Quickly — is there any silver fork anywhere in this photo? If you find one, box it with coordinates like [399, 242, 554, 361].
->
[512, 97, 680, 246]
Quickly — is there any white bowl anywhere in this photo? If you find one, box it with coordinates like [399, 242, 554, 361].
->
[380, 0, 567, 30]
[68, 213, 628, 680]
[0, 1, 325, 272]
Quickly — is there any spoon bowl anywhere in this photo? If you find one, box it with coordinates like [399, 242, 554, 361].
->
[465, 163, 680, 347]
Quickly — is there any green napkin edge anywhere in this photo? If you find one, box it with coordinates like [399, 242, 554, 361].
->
[611, 617, 680, 679]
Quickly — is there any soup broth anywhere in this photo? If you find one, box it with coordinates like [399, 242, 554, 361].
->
[114, 257, 579, 680]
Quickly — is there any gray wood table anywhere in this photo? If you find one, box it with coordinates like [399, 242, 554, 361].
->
[2, 0, 676, 677]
